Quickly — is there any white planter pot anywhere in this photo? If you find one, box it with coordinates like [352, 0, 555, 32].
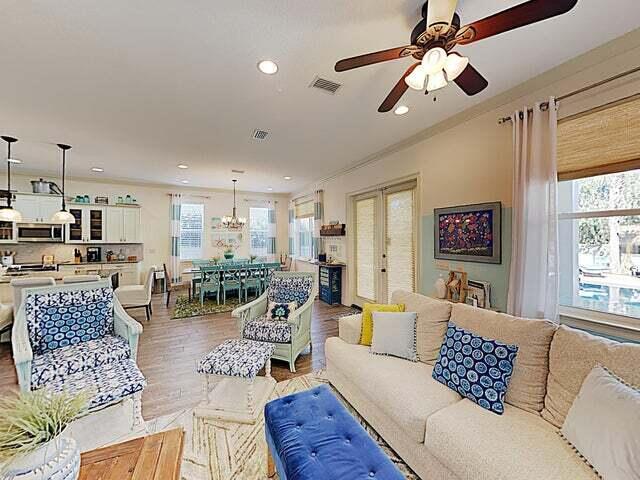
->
[435, 277, 447, 299]
[4, 435, 80, 480]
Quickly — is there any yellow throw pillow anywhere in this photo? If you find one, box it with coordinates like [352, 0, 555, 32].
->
[359, 303, 406, 346]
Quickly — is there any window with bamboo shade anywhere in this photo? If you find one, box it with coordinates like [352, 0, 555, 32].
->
[557, 95, 640, 180]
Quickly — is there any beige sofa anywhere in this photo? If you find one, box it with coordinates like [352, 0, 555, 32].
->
[325, 290, 640, 480]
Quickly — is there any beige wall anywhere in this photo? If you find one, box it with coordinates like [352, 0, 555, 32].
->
[8, 174, 289, 277]
[295, 29, 640, 308]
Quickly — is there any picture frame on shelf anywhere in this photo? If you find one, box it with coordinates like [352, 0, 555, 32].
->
[434, 202, 502, 264]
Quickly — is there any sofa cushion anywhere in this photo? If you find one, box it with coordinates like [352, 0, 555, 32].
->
[243, 315, 292, 344]
[25, 287, 115, 355]
[325, 337, 461, 443]
[542, 325, 640, 428]
[391, 291, 451, 365]
[449, 303, 557, 414]
[31, 334, 131, 389]
[433, 322, 518, 414]
[425, 400, 598, 480]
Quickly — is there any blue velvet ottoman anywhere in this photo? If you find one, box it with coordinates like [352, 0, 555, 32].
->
[264, 385, 404, 480]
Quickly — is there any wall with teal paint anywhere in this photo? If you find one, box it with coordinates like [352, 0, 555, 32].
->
[420, 209, 512, 312]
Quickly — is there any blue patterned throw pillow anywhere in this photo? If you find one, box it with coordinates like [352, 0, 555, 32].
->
[433, 322, 518, 414]
[267, 301, 297, 321]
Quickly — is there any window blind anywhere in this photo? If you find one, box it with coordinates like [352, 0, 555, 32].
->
[557, 95, 640, 180]
[385, 188, 416, 299]
[295, 200, 314, 219]
[355, 197, 376, 301]
[180, 203, 204, 260]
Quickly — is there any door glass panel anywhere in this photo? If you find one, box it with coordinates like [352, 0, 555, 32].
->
[385, 189, 416, 299]
[89, 209, 103, 241]
[68, 208, 83, 241]
[356, 197, 376, 301]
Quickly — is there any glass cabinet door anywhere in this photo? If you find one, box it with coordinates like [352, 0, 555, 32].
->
[68, 208, 83, 242]
[88, 208, 104, 242]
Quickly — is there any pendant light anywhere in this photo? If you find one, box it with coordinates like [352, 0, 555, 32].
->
[221, 179, 247, 230]
[0, 136, 23, 222]
[50, 144, 75, 224]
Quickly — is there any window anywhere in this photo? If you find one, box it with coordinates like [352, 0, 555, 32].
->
[180, 203, 204, 260]
[559, 169, 640, 319]
[295, 217, 314, 259]
[249, 207, 269, 256]
[355, 197, 375, 301]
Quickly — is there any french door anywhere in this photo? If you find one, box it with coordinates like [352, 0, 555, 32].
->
[353, 180, 417, 304]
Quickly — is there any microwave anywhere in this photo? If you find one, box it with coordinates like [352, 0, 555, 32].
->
[17, 224, 64, 243]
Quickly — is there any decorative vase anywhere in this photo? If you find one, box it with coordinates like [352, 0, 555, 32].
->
[435, 276, 447, 299]
[223, 252, 234, 260]
[4, 435, 80, 480]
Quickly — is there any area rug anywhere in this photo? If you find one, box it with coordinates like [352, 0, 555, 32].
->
[172, 294, 257, 319]
[112, 371, 418, 479]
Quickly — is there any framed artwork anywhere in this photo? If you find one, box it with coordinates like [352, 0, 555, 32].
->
[434, 202, 502, 264]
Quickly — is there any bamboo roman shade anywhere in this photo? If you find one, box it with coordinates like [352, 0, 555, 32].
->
[294, 199, 314, 218]
[557, 96, 640, 180]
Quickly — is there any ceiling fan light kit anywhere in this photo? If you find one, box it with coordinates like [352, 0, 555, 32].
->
[335, 0, 579, 112]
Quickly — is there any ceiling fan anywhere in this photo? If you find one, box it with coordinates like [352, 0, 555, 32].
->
[334, 0, 579, 112]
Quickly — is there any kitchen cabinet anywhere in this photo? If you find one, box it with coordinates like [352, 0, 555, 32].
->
[66, 206, 106, 243]
[106, 206, 141, 243]
[0, 222, 17, 243]
[14, 194, 61, 223]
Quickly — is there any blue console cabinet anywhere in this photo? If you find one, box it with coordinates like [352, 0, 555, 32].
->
[319, 264, 343, 305]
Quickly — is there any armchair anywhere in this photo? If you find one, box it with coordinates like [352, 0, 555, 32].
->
[232, 272, 316, 372]
[11, 280, 146, 425]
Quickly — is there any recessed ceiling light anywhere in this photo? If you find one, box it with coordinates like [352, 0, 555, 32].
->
[267, 187, 273, 191]
[91, 167, 104, 172]
[258, 60, 278, 75]
[177, 164, 188, 169]
[7, 158, 21, 164]
[181, 180, 189, 184]
[283, 176, 292, 180]
[394, 105, 409, 115]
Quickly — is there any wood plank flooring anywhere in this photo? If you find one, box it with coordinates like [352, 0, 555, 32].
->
[0, 293, 352, 419]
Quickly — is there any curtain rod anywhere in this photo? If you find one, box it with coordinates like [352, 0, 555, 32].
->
[497, 65, 640, 124]
[291, 189, 324, 204]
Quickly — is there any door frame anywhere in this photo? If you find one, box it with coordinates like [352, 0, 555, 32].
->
[347, 173, 421, 307]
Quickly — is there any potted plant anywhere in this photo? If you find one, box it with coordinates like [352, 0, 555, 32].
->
[249, 254, 257, 264]
[223, 247, 234, 260]
[0, 390, 87, 479]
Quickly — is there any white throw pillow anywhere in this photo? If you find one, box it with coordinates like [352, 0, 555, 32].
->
[266, 301, 297, 321]
[370, 311, 417, 362]
[561, 365, 640, 480]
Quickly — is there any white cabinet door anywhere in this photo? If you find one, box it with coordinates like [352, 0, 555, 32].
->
[123, 208, 140, 243]
[38, 196, 62, 222]
[14, 195, 41, 223]
[86, 207, 106, 243]
[106, 207, 124, 243]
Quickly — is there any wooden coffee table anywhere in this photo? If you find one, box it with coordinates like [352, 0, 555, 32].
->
[79, 428, 184, 480]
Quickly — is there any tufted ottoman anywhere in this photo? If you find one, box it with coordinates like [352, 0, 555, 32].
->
[265, 385, 404, 480]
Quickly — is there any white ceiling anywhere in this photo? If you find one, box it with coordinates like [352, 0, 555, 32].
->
[1, 0, 639, 193]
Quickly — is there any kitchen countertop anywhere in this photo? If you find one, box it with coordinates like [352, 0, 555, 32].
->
[57, 260, 141, 265]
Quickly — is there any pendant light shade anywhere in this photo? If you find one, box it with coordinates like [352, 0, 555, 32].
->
[0, 136, 22, 223]
[51, 143, 75, 224]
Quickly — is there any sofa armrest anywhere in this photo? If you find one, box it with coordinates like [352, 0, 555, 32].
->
[113, 299, 143, 361]
[339, 313, 362, 345]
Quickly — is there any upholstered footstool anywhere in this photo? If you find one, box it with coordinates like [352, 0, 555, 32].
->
[191, 339, 277, 480]
[265, 385, 404, 480]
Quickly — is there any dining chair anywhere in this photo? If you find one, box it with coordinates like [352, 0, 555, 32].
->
[62, 274, 101, 284]
[115, 267, 155, 321]
[243, 265, 263, 300]
[163, 263, 192, 307]
[221, 267, 243, 304]
[200, 266, 221, 306]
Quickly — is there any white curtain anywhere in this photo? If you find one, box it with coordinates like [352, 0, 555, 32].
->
[288, 200, 295, 257]
[267, 203, 277, 256]
[169, 193, 182, 284]
[507, 98, 559, 320]
[313, 190, 324, 259]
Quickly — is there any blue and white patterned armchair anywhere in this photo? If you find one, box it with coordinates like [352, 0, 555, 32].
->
[11, 280, 146, 425]
[232, 272, 315, 372]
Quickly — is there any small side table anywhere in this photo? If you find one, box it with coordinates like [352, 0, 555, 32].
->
[190, 339, 276, 480]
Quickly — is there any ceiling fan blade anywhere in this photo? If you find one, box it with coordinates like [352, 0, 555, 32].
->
[455, 0, 578, 46]
[335, 46, 418, 72]
[454, 63, 489, 96]
[378, 63, 420, 113]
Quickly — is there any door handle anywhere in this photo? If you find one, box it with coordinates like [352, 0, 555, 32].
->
[381, 268, 386, 273]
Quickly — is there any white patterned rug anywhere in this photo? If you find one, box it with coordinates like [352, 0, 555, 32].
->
[97, 371, 418, 479]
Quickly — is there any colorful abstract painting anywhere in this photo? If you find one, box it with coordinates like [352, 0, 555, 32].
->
[434, 202, 501, 264]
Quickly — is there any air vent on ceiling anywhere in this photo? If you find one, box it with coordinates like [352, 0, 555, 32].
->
[252, 129, 269, 140]
[231, 169, 245, 174]
[310, 76, 342, 95]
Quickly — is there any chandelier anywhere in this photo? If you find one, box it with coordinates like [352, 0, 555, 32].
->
[221, 179, 246, 230]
